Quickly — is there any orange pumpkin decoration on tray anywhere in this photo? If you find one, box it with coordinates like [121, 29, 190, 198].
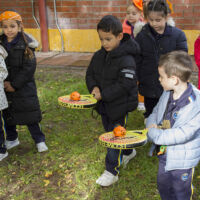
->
[70, 91, 81, 101]
[113, 125, 126, 137]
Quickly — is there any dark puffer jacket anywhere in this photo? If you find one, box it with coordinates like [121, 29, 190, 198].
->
[0, 32, 42, 125]
[135, 24, 188, 98]
[86, 34, 140, 121]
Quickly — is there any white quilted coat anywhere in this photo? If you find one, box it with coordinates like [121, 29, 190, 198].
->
[0, 45, 8, 110]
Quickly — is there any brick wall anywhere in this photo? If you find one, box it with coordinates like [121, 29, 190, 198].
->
[0, 0, 200, 30]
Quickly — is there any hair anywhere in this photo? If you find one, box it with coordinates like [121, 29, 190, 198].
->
[127, 4, 141, 13]
[159, 51, 193, 82]
[1, 9, 34, 59]
[146, 0, 169, 17]
[97, 15, 122, 36]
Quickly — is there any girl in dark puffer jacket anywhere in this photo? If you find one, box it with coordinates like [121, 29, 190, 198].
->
[0, 10, 48, 154]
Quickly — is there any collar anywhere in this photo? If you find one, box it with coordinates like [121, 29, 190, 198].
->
[4, 32, 21, 51]
[147, 23, 171, 39]
[126, 20, 134, 38]
[169, 83, 196, 107]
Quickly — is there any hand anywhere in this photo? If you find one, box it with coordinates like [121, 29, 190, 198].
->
[91, 87, 102, 101]
[4, 81, 15, 92]
[148, 124, 158, 129]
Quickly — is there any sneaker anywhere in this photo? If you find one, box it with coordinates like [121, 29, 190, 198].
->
[122, 149, 136, 168]
[96, 170, 118, 187]
[5, 138, 20, 150]
[0, 152, 8, 161]
[138, 102, 145, 111]
[36, 142, 48, 152]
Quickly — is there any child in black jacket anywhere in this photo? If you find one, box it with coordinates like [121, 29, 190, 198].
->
[0, 10, 48, 154]
[135, 0, 188, 119]
[86, 15, 140, 186]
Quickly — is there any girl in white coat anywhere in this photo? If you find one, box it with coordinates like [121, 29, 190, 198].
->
[0, 44, 8, 161]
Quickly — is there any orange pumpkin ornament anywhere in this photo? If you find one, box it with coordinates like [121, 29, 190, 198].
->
[113, 125, 126, 137]
[70, 91, 81, 101]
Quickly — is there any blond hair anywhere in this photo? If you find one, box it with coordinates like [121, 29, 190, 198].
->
[159, 51, 193, 82]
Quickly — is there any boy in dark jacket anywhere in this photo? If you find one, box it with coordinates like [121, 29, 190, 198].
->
[86, 15, 140, 186]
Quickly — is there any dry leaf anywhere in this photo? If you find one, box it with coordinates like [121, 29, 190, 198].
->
[45, 171, 53, 178]
[43, 179, 50, 186]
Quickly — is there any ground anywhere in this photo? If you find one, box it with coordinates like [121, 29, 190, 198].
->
[0, 63, 199, 200]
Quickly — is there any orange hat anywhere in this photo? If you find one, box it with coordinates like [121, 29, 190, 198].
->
[133, 0, 143, 11]
[166, 0, 173, 13]
[0, 11, 22, 22]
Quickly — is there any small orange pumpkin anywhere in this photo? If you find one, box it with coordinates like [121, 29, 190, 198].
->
[70, 91, 81, 101]
[113, 125, 126, 137]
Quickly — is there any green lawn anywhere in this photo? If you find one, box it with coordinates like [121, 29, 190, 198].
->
[0, 66, 199, 200]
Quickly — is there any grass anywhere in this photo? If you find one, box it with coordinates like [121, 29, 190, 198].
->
[0, 66, 199, 200]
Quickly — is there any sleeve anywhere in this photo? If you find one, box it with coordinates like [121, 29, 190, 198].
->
[0, 45, 8, 81]
[0, 55, 7, 81]
[194, 36, 200, 68]
[176, 30, 188, 52]
[135, 34, 143, 81]
[148, 111, 200, 146]
[85, 55, 97, 93]
[146, 99, 159, 128]
[101, 57, 138, 102]
[11, 50, 36, 90]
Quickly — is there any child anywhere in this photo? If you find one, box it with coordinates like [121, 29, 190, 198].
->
[194, 35, 200, 89]
[0, 10, 48, 153]
[135, 0, 188, 119]
[147, 51, 200, 200]
[123, 0, 145, 111]
[0, 45, 8, 161]
[122, 0, 144, 38]
[86, 15, 139, 186]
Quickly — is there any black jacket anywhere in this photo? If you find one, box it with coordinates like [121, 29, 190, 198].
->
[86, 34, 140, 121]
[0, 33, 42, 125]
[135, 24, 188, 98]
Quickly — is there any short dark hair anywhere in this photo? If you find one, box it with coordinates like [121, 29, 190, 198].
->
[97, 15, 122, 36]
[159, 51, 193, 82]
[147, 0, 169, 17]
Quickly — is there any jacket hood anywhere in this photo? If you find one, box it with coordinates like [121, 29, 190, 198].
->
[134, 21, 146, 38]
[24, 33, 39, 48]
[133, 17, 175, 38]
[108, 33, 140, 58]
[0, 45, 7, 59]
[0, 32, 38, 49]
[167, 17, 175, 27]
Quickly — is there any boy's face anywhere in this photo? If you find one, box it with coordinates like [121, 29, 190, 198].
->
[147, 11, 167, 34]
[126, 5, 141, 25]
[98, 30, 123, 52]
[2, 19, 21, 42]
[158, 66, 175, 91]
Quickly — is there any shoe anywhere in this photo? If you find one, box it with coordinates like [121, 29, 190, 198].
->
[96, 170, 118, 186]
[5, 138, 20, 150]
[122, 149, 136, 168]
[138, 102, 145, 111]
[36, 142, 48, 152]
[0, 152, 8, 161]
